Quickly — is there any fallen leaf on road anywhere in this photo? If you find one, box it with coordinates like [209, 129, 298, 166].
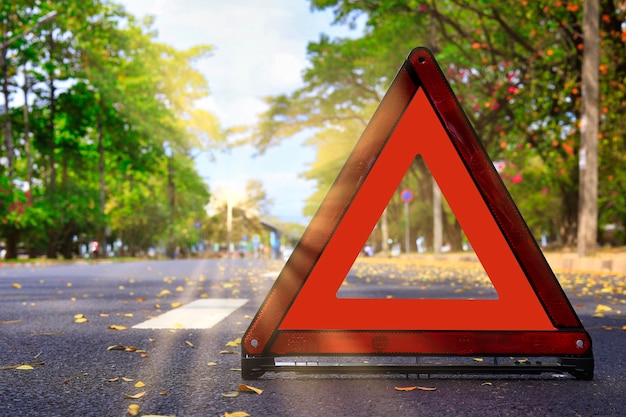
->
[11, 283, 22, 289]
[416, 386, 437, 391]
[221, 412, 250, 417]
[207, 362, 218, 366]
[122, 377, 134, 382]
[481, 382, 493, 386]
[595, 304, 613, 313]
[238, 384, 263, 394]
[15, 365, 34, 370]
[0, 320, 22, 325]
[170, 302, 182, 308]
[123, 391, 146, 399]
[127, 403, 141, 416]
[394, 386, 417, 391]
[1, 362, 44, 371]
[156, 289, 171, 298]
[219, 350, 237, 355]
[108, 325, 128, 331]
[105, 377, 119, 382]
[221, 392, 239, 398]
[185, 340, 195, 348]
[107, 345, 127, 351]
[134, 381, 145, 388]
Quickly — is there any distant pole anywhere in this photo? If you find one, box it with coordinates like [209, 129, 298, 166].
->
[433, 181, 442, 254]
[404, 202, 410, 254]
[578, 0, 599, 257]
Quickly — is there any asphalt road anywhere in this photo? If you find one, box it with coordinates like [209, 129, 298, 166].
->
[0, 258, 624, 417]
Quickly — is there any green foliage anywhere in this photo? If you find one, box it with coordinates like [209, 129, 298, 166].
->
[244, 0, 626, 248]
[0, 0, 223, 258]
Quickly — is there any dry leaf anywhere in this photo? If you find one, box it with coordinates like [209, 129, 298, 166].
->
[394, 386, 417, 391]
[219, 350, 238, 355]
[107, 345, 127, 351]
[416, 386, 437, 391]
[105, 377, 120, 382]
[140, 353, 150, 358]
[221, 391, 239, 398]
[15, 365, 34, 370]
[108, 325, 128, 331]
[0, 319, 22, 325]
[221, 412, 250, 417]
[207, 362, 218, 366]
[122, 377, 134, 382]
[595, 304, 613, 313]
[473, 358, 484, 362]
[134, 381, 145, 388]
[481, 382, 493, 386]
[185, 340, 195, 348]
[11, 283, 22, 289]
[159, 391, 168, 395]
[238, 384, 263, 394]
[75, 317, 89, 323]
[123, 391, 146, 399]
[230, 368, 242, 372]
[170, 302, 182, 308]
[156, 289, 171, 298]
[127, 403, 141, 416]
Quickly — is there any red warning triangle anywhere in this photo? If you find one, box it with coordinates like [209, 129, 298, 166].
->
[242, 48, 592, 377]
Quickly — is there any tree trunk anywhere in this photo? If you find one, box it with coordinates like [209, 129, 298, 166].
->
[98, 108, 107, 257]
[1, 49, 14, 178]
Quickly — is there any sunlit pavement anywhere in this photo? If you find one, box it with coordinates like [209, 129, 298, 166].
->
[0, 258, 624, 416]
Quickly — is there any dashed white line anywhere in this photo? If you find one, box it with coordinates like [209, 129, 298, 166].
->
[132, 298, 248, 329]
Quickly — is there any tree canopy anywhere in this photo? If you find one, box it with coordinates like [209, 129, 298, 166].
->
[0, 0, 223, 258]
[245, 0, 626, 250]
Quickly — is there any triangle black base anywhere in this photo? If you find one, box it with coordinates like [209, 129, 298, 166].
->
[242, 353, 594, 381]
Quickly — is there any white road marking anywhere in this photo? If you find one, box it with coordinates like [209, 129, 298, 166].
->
[261, 271, 280, 279]
[132, 298, 248, 329]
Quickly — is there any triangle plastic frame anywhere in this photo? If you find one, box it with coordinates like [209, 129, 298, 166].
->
[241, 47, 593, 380]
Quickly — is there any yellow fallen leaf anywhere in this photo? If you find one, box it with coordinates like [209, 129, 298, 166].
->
[230, 368, 242, 372]
[622, 325, 626, 331]
[595, 304, 613, 313]
[481, 382, 493, 386]
[108, 325, 128, 331]
[416, 386, 437, 391]
[207, 362, 218, 366]
[171, 302, 182, 308]
[175, 286, 184, 292]
[123, 313, 133, 317]
[219, 350, 238, 355]
[11, 283, 22, 289]
[222, 413, 250, 417]
[122, 377, 134, 382]
[238, 384, 263, 394]
[221, 391, 239, 398]
[156, 289, 171, 298]
[105, 377, 119, 382]
[123, 391, 146, 399]
[134, 381, 145, 388]
[473, 358, 484, 362]
[75, 317, 89, 323]
[127, 403, 141, 417]
[15, 365, 34, 370]
[74, 314, 85, 319]
[185, 340, 195, 348]
[394, 386, 417, 391]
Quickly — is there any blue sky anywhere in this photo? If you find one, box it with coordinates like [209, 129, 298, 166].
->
[117, 0, 362, 224]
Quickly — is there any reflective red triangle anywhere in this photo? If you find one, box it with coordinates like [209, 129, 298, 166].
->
[243, 47, 591, 358]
